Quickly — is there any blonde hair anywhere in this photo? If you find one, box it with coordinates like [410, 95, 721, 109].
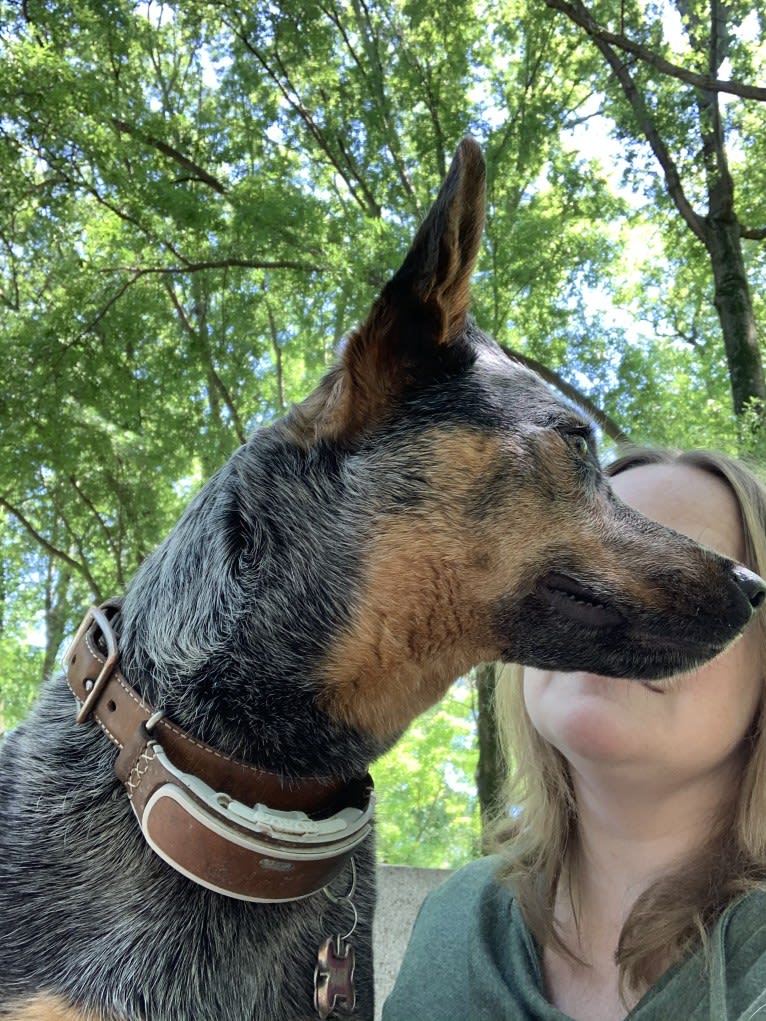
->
[491, 446, 766, 994]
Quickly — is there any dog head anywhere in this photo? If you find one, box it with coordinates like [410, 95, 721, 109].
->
[283, 138, 765, 740]
[122, 140, 764, 755]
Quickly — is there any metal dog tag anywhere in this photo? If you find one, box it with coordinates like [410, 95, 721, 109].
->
[313, 934, 356, 1018]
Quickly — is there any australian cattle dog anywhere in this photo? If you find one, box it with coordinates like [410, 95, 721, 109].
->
[1, 138, 764, 1021]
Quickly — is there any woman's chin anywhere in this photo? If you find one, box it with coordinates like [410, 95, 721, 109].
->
[537, 673, 665, 763]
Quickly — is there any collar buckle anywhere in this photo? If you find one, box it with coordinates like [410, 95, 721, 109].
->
[64, 605, 119, 724]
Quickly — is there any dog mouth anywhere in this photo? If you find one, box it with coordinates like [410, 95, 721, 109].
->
[537, 572, 626, 628]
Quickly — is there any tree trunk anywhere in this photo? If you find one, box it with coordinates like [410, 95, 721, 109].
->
[41, 564, 72, 684]
[475, 662, 503, 831]
[687, 0, 766, 419]
[705, 211, 766, 417]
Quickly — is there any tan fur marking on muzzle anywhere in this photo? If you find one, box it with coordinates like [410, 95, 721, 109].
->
[4, 994, 107, 1021]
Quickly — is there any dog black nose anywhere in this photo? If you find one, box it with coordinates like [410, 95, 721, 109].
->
[733, 565, 766, 610]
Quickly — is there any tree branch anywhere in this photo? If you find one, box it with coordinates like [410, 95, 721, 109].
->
[35, 151, 194, 267]
[499, 345, 630, 443]
[163, 280, 247, 444]
[104, 258, 322, 275]
[340, 0, 422, 215]
[76, 258, 319, 343]
[740, 225, 766, 241]
[545, 0, 766, 102]
[111, 118, 228, 194]
[0, 496, 102, 599]
[231, 22, 381, 217]
[266, 301, 286, 414]
[676, 0, 734, 220]
[67, 476, 124, 587]
[548, 0, 707, 244]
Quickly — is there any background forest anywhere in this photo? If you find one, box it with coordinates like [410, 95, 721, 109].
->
[1, 0, 764, 866]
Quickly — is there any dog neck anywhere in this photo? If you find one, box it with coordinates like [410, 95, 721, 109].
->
[63, 602, 374, 903]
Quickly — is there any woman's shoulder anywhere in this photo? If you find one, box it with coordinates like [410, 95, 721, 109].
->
[720, 887, 766, 965]
[718, 887, 766, 956]
[389, 854, 522, 985]
[381, 855, 529, 1021]
[424, 853, 506, 896]
[703, 888, 766, 1021]
[413, 853, 512, 925]
[725, 887, 766, 931]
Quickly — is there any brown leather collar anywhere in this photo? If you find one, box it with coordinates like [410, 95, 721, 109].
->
[64, 603, 374, 902]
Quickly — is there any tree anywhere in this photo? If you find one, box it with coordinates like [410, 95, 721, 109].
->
[376, 679, 481, 866]
[545, 0, 766, 440]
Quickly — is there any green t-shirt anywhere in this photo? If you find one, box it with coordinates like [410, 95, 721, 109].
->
[382, 856, 766, 1021]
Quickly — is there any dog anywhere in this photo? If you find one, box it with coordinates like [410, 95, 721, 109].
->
[1, 137, 764, 1021]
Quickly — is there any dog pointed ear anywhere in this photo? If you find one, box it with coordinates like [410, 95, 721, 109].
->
[285, 138, 486, 445]
[382, 135, 486, 344]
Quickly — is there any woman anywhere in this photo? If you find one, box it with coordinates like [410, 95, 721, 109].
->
[383, 447, 766, 1021]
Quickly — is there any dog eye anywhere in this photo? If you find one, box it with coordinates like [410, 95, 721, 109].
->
[566, 433, 590, 459]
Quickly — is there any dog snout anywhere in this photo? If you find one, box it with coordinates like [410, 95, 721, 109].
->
[732, 564, 766, 612]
